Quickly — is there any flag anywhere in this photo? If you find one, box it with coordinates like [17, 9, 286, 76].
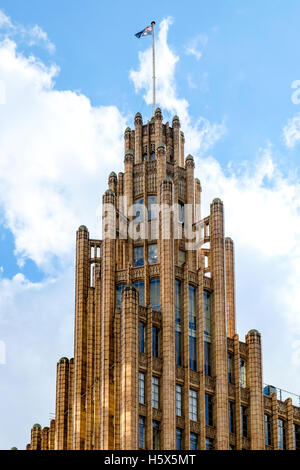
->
[135, 25, 153, 38]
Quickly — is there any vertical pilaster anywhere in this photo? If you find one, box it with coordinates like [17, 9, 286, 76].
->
[197, 261, 206, 450]
[185, 156, 196, 271]
[225, 238, 236, 338]
[134, 113, 143, 163]
[120, 285, 139, 449]
[85, 287, 95, 449]
[93, 264, 102, 449]
[49, 419, 55, 450]
[210, 198, 229, 449]
[41, 427, 49, 450]
[234, 335, 242, 450]
[155, 108, 163, 149]
[100, 189, 117, 449]
[183, 264, 190, 449]
[73, 225, 89, 449]
[146, 306, 153, 449]
[286, 398, 294, 450]
[55, 357, 69, 450]
[67, 358, 74, 450]
[246, 330, 264, 449]
[114, 307, 121, 449]
[160, 177, 176, 449]
[172, 116, 181, 167]
[124, 150, 134, 267]
[271, 392, 279, 449]
[31, 424, 41, 450]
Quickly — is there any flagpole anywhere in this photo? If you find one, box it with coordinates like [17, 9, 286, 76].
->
[151, 21, 156, 116]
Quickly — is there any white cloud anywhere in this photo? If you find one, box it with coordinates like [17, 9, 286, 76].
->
[283, 113, 300, 148]
[184, 34, 208, 61]
[130, 18, 225, 156]
[0, 9, 55, 53]
[0, 38, 127, 270]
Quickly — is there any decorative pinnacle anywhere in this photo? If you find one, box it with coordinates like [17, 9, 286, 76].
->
[124, 127, 131, 134]
[78, 225, 88, 232]
[59, 357, 68, 363]
[109, 171, 117, 179]
[186, 154, 194, 161]
[33, 424, 41, 429]
[157, 142, 166, 150]
[212, 198, 222, 204]
[125, 149, 134, 156]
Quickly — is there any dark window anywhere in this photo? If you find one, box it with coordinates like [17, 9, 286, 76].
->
[176, 331, 182, 366]
[241, 406, 248, 438]
[228, 353, 234, 384]
[139, 322, 145, 353]
[133, 281, 145, 306]
[150, 152, 155, 161]
[189, 389, 198, 421]
[278, 419, 286, 450]
[240, 358, 247, 388]
[178, 200, 184, 224]
[175, 280, 182, 325]
[152, 420, 160, 450]
[152, 376, 159, 408]
[115, 284, 125, 308]
[264, 414, 272, 446]
[229, 444, 235, 450]
[134, 246, 144, 267]
[139, 372, 145, 404]
[148, 243, 158, 264]
[139, 416, 145, 449]
[203, 290, 212, 338]
[229, 402, 235, 433]
[152, 326, 160, 358]
[176, 385, 182, 416]
[205, 394, 213, 426]
[150, 278, 160, 311]
[190, 433, 198, 450]
[189, 336, 197, 371]
[204, 341, 212, 376]
[148, 196, 157, 221]
[133, 197, 144, 223]
[205, 437, 214, 450]
[176, 428, 183, 450]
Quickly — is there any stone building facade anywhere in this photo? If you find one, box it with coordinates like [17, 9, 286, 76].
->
[26, 110, 300, 450]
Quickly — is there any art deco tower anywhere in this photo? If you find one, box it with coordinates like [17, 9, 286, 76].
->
[26, 110, 300, 451]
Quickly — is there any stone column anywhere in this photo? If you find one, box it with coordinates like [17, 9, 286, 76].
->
[172, 116, 181, 167]
[55, 357, 69, 450]
[155, 108, 163, 149]
[246, 330, 264, 449]
[108, 172, 118, 193]
[180, 131, 185, 167]
[286, 398, 294, 450]
[120, 285, 139, 449]
[41, 427, 49, 450]
[160, 177, 176, 449]
[31, 424, 42, 450]
[185, 155, 196, 271]
[124, 150, 134, 267]
[85, 287, 95, 449]
[225, 238, 236, 338]
[134, 113, 143, 163]
[49, 419, 55, 450]
[210, 198, 229, 449]
[67, 358, 74, 450]
[271, 392, 279, 449]
[73, 225, 90, 449]
[100, 189, 116, 449]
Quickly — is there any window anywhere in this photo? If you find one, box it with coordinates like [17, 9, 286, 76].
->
[152, 376, 159, 409]
[241, 406, 248, 438]
[176, 385, 182, 416]
[133, 197, 144, 223]
[152, 421, 160, 450]
[239, 358, 247, 388]
[205, 394, 213, 426]
[176, 428, 183, 450]
[139, 372, 145, 404]
[143, 153, 148, 161]
[203, 290, 212, 338]
[150, 278, 160, 311]
[294, 424, 300, 450]
[178, 249, 186, 266]
[116, 284, 125, 308]
[175, 280, 182, 325]
[148, 196, 157, 221]
[190, 433, 198, 450]
[148, 243, 158, 264]
[205, 438, 214, 450]
[264, 414, 272, 446]
[176, 331, 182, 366]
[133, 281, 145, 306]
[228, 353, 234, 384]
[204, 340, 212, 376]
[139, 416, 145, 449]
[152, 326, 160, 358]
[189, 336, 197, 371]
[229, 445, 235, 450]
[178, 200, 184, 224]
[134, 246, 144, 267]
[139, 322, 145, 353]
[188, 285, 197, 371]
[189, 389, 198, 421]
[150, 152, 155, 161]
[229, 402, 235, 433]
[278, 419, 286, 450]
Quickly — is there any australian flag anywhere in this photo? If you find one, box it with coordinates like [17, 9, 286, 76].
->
[135, 25, 153, 38]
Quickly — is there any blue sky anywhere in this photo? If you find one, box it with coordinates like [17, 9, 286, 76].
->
[0, 0, 300, 449]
